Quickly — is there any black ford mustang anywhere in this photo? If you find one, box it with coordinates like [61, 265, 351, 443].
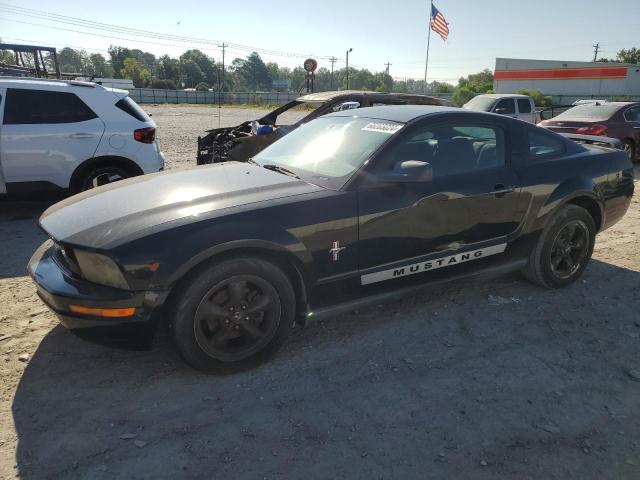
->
[29, 106, 634, 373]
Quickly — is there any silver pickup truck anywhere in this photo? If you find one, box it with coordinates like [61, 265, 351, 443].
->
[463, 94, 540, 123]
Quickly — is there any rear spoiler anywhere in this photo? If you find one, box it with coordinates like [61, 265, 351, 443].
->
[559, 133, 623, 151]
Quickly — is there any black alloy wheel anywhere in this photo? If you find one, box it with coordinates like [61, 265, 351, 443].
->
[522, 204, 596, 288]
[193, 275, 280, 362]
[549, 220, 590, 279]
[172, 257, 295, 373]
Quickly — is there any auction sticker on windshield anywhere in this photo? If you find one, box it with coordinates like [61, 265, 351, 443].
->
[362, 122, 403, 134]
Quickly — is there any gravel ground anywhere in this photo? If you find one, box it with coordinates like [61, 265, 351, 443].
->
[1, 104, 639, 480]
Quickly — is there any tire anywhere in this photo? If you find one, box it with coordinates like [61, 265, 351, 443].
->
[622, 139, 636, 162]
[171, 257, 296, 373]
[522, 204, 596, 288]
[74, 165, 130, 193]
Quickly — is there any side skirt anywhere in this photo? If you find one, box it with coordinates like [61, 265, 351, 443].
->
[306, 258, 528, 322]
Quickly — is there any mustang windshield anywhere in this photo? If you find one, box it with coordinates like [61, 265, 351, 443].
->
[253, 116, 403, 188]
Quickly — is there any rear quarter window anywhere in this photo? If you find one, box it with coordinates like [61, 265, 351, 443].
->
[528, 130, 566, 160]
[4, 88, 97, 124]
[115, 96, 150, 122]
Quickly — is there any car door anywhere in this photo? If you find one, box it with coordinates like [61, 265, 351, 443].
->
[623, 105, 640, 147]
[357, 118, 527, 278]
[0, 88, 105, 188]
[492, 98, 517, 119]
[0, 87, 6, 194]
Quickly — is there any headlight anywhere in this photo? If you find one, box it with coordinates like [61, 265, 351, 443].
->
[74, 249, 129, 290]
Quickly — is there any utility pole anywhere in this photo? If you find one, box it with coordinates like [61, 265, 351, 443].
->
[384, 62, 391, 75]
[346, 48, 353, 90]
[329, 56, 337, 90]
[593, 42, 600, 62]
[218, 43, 228, 90]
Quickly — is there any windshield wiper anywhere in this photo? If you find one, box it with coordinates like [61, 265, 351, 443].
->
[246, 157, 259, 166]
[262, 164, 300, 179]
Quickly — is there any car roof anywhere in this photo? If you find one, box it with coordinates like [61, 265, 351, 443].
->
[475, 93, 532, 99]
[325, 104, 462, 123]
[296, 90, 445, 104]
[0, 77, 129, 96]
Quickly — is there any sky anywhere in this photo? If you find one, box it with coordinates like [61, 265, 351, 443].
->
[1, 0, 639, 84]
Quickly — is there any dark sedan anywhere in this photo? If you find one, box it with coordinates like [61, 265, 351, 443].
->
[538, 101, 640, 161]
[29, 106, 634, 373]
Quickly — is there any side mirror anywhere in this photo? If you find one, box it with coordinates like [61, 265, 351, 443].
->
[380, 160, 433, 183]
[494, 107, 507, 114]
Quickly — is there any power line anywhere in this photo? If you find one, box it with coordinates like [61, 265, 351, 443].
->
[0, 4, 334, 60]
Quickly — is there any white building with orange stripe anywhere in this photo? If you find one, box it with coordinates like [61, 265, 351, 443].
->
[494, 58, 640, 101]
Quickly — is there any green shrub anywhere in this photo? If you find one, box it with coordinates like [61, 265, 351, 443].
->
[195, 82, 210, 92]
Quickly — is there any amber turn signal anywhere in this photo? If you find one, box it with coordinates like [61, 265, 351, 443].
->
[69, 305, 137, 317]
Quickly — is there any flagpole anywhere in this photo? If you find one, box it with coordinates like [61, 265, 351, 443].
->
[423, 0, 433, 94]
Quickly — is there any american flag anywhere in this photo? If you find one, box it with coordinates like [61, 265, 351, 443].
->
[431, 4, 450, 41]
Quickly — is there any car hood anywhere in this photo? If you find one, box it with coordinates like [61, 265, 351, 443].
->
[40, 162, 323, 248]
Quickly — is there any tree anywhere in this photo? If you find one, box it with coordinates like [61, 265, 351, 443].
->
[157, 55, 180, 82]
[151, 79, 176, 89]
[234, 52, 272, 91]
[195, 82, 210, 91]
[108, 46, 155, 78]
[121, 57, 151, 87]
[452, 69, 494, 106]
[87, 53, 113, 77]
[517, 88, 552, 107]
[180, 49, 217, 84]
[616, 48, 640, 64]
[58, 47, 89, 74]
[179, 59, 205, 87]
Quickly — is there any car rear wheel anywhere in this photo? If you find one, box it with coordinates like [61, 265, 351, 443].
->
[622, 139, 635, 162]
[76, 165, 130, 192]
[171, 258, 296, 373]
[522, 204, 596, 288]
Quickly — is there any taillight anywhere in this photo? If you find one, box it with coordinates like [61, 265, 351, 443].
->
[576, 124, 607, 136]
[134, 127, 156, 143]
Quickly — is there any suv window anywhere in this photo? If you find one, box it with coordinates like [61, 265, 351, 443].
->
[517, 98, 532, 114]
[115, 96, 150, 122]
[494, 98, 515, 115]
[4, 88, 97, 125]
[386, 123, 505, 178]
[528, 130, 565, 159]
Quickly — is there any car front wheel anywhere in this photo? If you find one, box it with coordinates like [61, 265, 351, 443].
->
[522, 204, 596, 288]
[171, 258, 296, 373]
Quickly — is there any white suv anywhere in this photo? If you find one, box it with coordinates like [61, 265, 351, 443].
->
[0, 78, 164, 195]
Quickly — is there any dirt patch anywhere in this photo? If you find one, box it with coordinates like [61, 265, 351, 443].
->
[1, 105, 639, 479]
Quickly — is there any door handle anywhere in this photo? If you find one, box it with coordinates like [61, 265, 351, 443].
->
[633, 126, 640, 130]
[490, 184, 515, 197]
[69, 133, 95, 139]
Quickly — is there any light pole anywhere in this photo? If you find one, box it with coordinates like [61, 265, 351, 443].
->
[345, 48, 353, 89]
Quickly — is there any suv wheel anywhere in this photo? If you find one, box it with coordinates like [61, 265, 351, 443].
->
[171, 258, 296, 373]
[76, 165, 130, 192]
[522, 204, 596, 288]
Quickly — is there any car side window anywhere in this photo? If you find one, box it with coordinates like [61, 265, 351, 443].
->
[528, 130, 565, 159]
[494, 98, 515, 115]
[4, 88, 97, 125]
[384, 123, 505, 178]
[624, 107, 640, 122]
[517, 98, 532, 114]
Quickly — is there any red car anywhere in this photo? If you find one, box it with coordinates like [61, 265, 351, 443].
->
[539, 101, 640, 161]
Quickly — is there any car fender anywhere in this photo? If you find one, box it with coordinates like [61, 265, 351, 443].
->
[161, 221, 315, 293]
[537, 176, 605, 228]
